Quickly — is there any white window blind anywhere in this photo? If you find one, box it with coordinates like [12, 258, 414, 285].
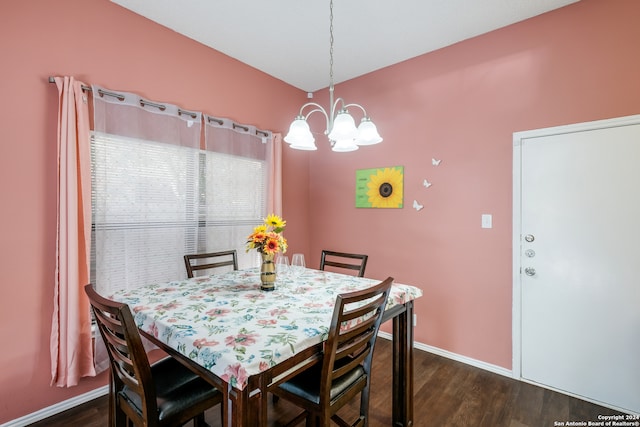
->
[91, 132, 270, 293]
[91, 133, 197, 291]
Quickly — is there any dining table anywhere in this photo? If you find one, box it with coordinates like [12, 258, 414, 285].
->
[109, 266, 423, 427]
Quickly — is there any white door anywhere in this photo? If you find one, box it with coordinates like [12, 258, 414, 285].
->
[514, 115, 640, 414]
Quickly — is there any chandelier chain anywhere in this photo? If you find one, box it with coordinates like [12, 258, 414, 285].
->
[329, 0, 334, 89]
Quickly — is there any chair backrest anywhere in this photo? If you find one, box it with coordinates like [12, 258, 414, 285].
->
[184, 250, 238, 278]
[320, 250, 368, 277]
[318, 277, 393, 407]
[84, 284, 157, 424]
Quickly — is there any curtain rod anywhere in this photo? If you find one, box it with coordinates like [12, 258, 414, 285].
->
[49, 76, 92, 92]
[48, 77, 125, 101]
[49, 76, 272, 138]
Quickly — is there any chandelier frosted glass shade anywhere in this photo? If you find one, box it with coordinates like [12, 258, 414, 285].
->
[355, 118, 383, 145]
[331, 138, 359, 152]
[327, 110, 358, 141]
[284, 117, 317, 150]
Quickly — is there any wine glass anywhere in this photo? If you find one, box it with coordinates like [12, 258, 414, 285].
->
[290, 253, 306, 278]
[275, 254, 290, 277]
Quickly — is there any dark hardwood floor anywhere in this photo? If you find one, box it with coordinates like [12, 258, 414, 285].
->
[28, 338, 624, 426]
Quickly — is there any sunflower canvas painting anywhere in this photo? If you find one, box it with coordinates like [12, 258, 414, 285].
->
[356, 166, 404, 208]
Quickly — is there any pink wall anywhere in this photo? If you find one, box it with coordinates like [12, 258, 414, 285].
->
[0, 0, 304, 423]
[2, 0, 640, 423]
[303, 0, 640, 368]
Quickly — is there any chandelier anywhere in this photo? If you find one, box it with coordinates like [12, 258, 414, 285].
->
[284, 0, 383, 152]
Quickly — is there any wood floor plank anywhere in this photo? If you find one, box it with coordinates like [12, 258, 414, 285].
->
[27, 338, 626, 427]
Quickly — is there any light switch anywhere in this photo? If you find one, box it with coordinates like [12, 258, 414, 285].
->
[482, 214, 492, 229]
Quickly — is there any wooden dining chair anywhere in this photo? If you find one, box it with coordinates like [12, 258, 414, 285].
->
[319, 250, 368, 277]
[84, 284, 222, 427]
[270, 277, 393, 427]
[184, 249, 238, 278]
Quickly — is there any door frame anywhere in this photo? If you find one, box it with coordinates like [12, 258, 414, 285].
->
[511, 113, 640, 381]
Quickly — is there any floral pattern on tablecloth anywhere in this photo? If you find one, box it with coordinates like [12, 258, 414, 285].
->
[110, 268, 422, 390]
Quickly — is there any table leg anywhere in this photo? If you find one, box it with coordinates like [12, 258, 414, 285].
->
[227, 380, 266, 426]
[392, 301, 414, 427]
[228, 386, 245, 426]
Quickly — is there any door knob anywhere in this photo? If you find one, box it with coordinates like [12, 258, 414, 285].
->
[524, 267, 536, 276]
[524, 234, 535, 243]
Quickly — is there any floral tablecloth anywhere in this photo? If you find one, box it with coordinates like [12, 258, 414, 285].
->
[109, 268, 422, 390]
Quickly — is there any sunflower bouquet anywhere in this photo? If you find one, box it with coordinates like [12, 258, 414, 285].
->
[246, 214, 288, 255]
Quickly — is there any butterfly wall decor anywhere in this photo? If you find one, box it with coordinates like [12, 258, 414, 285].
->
[413, 200, 424, 211]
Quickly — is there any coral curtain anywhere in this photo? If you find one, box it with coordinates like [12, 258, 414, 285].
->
[50, 76, 95, 387]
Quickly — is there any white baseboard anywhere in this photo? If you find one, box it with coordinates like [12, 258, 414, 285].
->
[1, 385, 109, 427]
[377, 331, 513, 378]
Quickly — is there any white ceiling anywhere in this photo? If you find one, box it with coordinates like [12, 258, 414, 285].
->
[111, 0, 579, 93]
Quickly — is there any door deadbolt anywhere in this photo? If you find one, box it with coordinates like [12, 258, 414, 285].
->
[525, 249, 536, 258]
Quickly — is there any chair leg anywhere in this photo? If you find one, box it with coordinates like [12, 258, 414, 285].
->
[301, 413, 320, 427]
[108, 375, 116, 427]
[114, 406, 127, 427]
[360, 384, 370, 419]
[194, 412, 209, 427]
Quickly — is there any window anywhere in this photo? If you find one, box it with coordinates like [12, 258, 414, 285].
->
[89, 86, 274, 295]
